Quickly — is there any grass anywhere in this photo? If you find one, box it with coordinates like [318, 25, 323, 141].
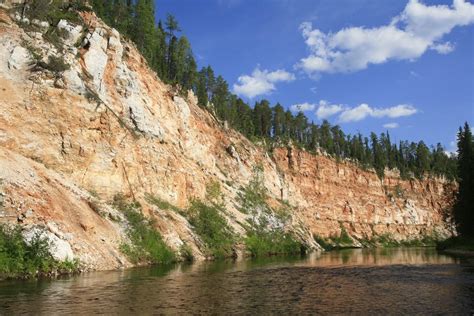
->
[0, 225, 79, 279]
[113, 195, 175, 265]
[145, 194, 183, 214]
[188, 200, 236, 259]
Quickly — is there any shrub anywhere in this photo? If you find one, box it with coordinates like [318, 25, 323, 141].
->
[113, 195, 175, 265]
[244, 231, 303, 257]
[330, 225, 353, 246]
[188, 200, 235, 259]
[40, 55, 70, 74]
[0, 225, 79, 279]
[313, 234, 334, 251]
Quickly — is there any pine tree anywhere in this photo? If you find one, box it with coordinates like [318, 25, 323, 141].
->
[453, 123, 474, 237]
[133, 0, 156, 62]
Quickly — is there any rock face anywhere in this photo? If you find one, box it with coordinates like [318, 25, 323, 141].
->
[0, 9, 456, 271]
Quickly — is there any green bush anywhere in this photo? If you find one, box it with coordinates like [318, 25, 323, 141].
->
[245, 231, 303, 257]
[39, 55, 70, 74]
[0, 225, 78, 279]
[188, 200, 235, 259]
[113, 195, 175, 265]
[313, 234, 334, 251]
[330, 225, 353, 246]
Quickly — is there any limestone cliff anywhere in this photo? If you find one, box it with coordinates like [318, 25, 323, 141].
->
[0, 8, 456, 270]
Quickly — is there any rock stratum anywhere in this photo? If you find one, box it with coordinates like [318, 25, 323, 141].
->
[0, 8, 456, 271]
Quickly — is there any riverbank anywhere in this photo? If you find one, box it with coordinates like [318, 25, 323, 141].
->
[436, 236, 474, 257]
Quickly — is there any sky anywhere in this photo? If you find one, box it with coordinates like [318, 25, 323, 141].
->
[155, 0, 474, 152]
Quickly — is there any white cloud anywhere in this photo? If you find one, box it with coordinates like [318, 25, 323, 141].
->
[430, 41, 455, 54]
[316, 100, 344, 119]
[290, 102, 316, 112]
[383, 122, 400, 129]
[233, 67, 295, 98]
[296, 0, 474, 76]
[339, 104, 417, 122]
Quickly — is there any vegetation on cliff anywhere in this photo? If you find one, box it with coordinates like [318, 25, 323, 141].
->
[113, 195, 176, 265]
[0, 225, 79, 279]
[239, 168, 306, 257]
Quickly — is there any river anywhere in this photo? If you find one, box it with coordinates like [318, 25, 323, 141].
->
[0, 248, 473, 315]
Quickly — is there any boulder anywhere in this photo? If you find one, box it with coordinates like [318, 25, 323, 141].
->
[57, 19, 83, 46]
[63, 68, 86, 94]
[8, 46, 30, 70]
[23, 227, 75, 261]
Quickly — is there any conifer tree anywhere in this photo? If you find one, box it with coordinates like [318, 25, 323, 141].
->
[453, 123, 474, 237]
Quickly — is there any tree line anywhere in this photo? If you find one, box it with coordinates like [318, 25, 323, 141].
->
[90, 0, 457, 180]
[453, 123, 474, 237]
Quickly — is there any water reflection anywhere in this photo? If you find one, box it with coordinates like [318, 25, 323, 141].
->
[0, 248, 473, 315]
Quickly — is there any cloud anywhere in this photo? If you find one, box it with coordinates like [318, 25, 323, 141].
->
[383, 122, 400, 129]
[290, 100, 344, 119]
[316, 100, 344, 119]
[430, 41, 455, 54]
[290, 102, 316, 112]
[233, 67, 295, 98]
[339, 104, 417, 122]
[296, 0, 474, 76]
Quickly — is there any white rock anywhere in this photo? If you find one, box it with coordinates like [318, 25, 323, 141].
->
[108, 35, 123, 60]
[83, 29, 109, 97]
[23, 227, 74, 261]
[8, 46, 30, 70]
[63, 68, 86, 94]
[57, 19, 83, 46]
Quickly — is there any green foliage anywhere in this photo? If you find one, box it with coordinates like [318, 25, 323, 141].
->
[39, 55, 70, 74]
[330, 225, 353, 246]
[366, 233, 439, 248]
[145, 194, 183, 214]
[0, 225, 79, 279]
[206, 180, 222, 203]
[18, 0, 85, 25]
[238, 169, 306, 257]
[313, 234, 334, 251]
[188, 200, 235, 259]
[453, 123, 474, 237]
[245, 231, 303, 257]
[113, 195, 175, 264]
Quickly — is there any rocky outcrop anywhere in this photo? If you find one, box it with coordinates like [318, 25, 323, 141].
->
[0, 9, 456, 271]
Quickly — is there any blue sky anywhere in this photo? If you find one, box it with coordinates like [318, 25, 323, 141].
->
[155, 0, 474, 152]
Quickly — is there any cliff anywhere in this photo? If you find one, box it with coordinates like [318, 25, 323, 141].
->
[0, 8, 456, 270]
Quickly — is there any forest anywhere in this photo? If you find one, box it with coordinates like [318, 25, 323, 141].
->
[89, 0, 458, 180]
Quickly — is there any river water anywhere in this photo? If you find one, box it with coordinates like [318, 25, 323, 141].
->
[0, 248, 473, 315]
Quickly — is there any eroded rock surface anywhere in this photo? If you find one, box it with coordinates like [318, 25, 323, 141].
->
[0, 9, 456, 270]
